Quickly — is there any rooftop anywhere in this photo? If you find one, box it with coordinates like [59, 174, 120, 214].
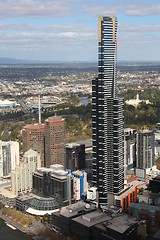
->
[72, 210, 110, 227]
[95, 214, 137, 234]
[60, 201, 96, 218]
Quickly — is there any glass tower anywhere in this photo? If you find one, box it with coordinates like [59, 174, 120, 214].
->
[92, 16, 124, 207]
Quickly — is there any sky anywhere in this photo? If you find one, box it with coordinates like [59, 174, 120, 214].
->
[0, 0, 160, 62]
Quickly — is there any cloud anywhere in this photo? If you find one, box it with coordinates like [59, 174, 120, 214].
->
[126, 2, 160, 16]
[120, 24, 160, 33]
[0, 0, 73, 19]
[83, 3, 122, 17]
[82, 1, 160, 17]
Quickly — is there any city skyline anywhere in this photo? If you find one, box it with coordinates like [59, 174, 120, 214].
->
[0, 0, 160, 62]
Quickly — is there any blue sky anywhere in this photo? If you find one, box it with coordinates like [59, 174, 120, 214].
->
[0, 0, 160, 62]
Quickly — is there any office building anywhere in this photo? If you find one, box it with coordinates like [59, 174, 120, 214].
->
[92, 16, 124, 207]
[32, 164, 74, 206]
[11, 149, 41, 195]
[0, 140, 19, 178]
[66, 142, 85, 171]
[44, 116, 65, 167]
[22, 123, 45, 167]
[136, 130, 155, 170]
[52, 203, 139, 240]
[71, 170, 88, 201]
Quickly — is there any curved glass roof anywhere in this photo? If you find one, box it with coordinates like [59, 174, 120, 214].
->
[29, 197, 59, 211]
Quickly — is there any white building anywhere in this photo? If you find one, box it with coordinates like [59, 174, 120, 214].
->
[72, 170, 88, 201]
[125, 94, 150, 107]
[11, 149, 41, 195]
[0, 140, 19, 178]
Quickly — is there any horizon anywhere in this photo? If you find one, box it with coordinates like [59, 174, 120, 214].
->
[0, 57, 160, 65]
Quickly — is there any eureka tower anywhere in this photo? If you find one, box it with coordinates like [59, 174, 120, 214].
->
[92, 16, 124, 207]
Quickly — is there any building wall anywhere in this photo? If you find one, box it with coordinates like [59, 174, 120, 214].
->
[124, 128, 136, 175]
[66, 143, 85, 171]
[44, 116, 65, 167]
[11, 149, 41, 195]
[22, 124, 45, 167]
[137, 130, 155, 169]
[32, 165, 74, 206]
[72, 170, 88, 200]
[0, 140, 19, 178]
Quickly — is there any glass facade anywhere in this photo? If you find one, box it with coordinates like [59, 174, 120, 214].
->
[30, 198, 59, 211]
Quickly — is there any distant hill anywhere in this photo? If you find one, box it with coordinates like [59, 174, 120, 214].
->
[0, 57, 47, 64]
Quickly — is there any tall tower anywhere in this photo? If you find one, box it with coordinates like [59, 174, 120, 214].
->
[44, 116, 65, 167]
[136, 130, 155, 170]
[92, 16, 124, 207]
[22, 124, 45, 167]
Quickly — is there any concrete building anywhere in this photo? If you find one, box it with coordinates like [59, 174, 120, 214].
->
[11, 149, 41, 195]
[154, 123, 160, 158]
[136, 130, 155, 170]
[130, 202, 160, 235]
[52, 202, 139, 240]
[92, 214, 138, 240]
[51, 201, 97, 236]
[66, 142, 85, 171]
[0, 140, 19, 178]
[92, 16, 124, 207]
[44, 116, 65, 167]
[124, 128, 136, 175]
[22, 123, 45, 167]
[71, 170, 88, 201]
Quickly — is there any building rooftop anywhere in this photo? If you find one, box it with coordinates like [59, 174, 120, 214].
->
[72, 210, 110, 227]
[23, 123, 44, 129]
[66, 143, 80, 148]
[59, 201, 96, 218]
[105, 214, 137, 233]
[95, 214, 137, 234]
[130, 202, 160, 211]
[35, 164, 68, 180]
[24, 149, 39, 157]
[45, 116, 64, 122]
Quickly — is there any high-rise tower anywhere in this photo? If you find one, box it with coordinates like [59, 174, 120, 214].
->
[92, 16, 124, 207]
[44, 116, 65, 167]
[22, 124, 45, 167]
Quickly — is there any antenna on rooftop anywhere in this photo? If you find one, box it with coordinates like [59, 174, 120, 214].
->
[38, 94, 41, 124]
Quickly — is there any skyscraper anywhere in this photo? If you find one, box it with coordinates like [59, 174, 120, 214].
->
[66, 143, 85, 171]
[22, 123, 45, 167]
[92, 16, 124, 207]
[136, 129, 155, 170]
[0, 140, 19, 178]
[44, 116, 65, 167]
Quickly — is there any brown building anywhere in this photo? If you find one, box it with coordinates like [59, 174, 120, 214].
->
[22, 124, 45, 167]
[44, 116, 65, 167]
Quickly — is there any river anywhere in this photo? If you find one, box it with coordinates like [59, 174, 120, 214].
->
[0, 218, 32, 240]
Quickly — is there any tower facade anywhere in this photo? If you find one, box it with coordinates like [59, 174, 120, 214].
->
[44, 116, 65, 167]
[66, 143, 85, 171]
[124, 128, 137, 175]
[136, 130, 155, 170]
[92, 16, 124, 207]
[22, 124, 45, 167]
[0, 140, 19, 178]
[11, 149, 41, 195]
